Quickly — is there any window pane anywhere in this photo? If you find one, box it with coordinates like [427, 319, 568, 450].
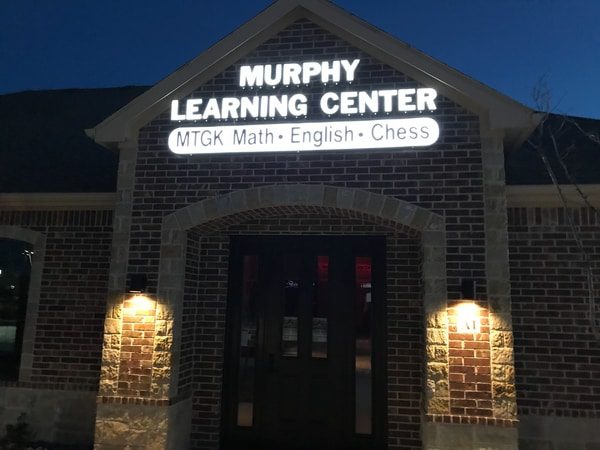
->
[0, 239, 32, 380]
[237, 255, 258, 427]
[312, 256, 329, 359]
[282, 255, 300, 358]
[355, 256, 372, 435]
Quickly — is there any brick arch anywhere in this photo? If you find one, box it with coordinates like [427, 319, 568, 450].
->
[0, 225, 46, 382]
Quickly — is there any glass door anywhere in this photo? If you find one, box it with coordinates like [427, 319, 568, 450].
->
[222, 236, 385, 450]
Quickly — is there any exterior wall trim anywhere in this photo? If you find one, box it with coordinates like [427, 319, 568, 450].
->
[4, 185, 599, 212]
[0, 193, 116, 211]
[506, 184, 600, 208]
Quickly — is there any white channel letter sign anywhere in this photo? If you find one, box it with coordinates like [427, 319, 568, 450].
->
[168, 59, 440, 155]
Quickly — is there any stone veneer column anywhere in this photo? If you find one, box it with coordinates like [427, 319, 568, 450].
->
[97, 141, 137, 398]
[481, 131, 518, 424]
[422, 218, 451, 417]
[422, 130, 519, 450]
[94, 141, 192, 450]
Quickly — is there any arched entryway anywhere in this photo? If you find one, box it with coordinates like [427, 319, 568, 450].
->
[97, 184, 448, 450]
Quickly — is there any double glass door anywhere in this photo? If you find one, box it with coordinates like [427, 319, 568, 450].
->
[222, 236, 385, 450]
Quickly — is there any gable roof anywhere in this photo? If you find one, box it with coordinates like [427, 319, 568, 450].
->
[87, 0, 538, 150]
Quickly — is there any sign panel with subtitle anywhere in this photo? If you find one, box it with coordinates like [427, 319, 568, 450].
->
[168, 59, 441, 155]
[169, 118, 439, 154]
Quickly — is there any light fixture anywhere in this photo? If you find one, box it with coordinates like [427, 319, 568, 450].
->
[128, 274, 147, 294]
[460, 279, 476, 300]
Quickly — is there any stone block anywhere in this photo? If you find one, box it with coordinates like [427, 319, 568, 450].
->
[426, 312, 448, 329]
[155, 318, 174, 336]
[336, 187, 355, 210]
[155, 335, 172, 352]
[288, 184, 309, 204]
[244, 187, 260, 210]
[161, 244, 183, 259]
[202, 198, 218, 219]
[322, 185, 338, 208]
[174, 208, 195, 231]
[394, 202, 416, 225]
[95, 403, 170, 448]
[490, 312, 513, 331]
[426, 328, 448, 345]
[156, 304, 175, 321]
[493, 396, 517, 419]
[492, 364, 515, 383]
[229, 189, 248, 212]
[305, 184, 324, 206]
[427, 344, 449, 363]
[0, 387, 95, 446]
[102, 349, 120, 365]
[423, 422, 518, 450]
[153, 351, 171, 367]
[426, 216, 445, 232]
[352, 189, 369, 213]
[380, 198, 400, 221]
[519, 416, 600, 449]
[493, 381, 516, 398]
[101, 364, 120, 383]
[410, 207, 432, 231]
[423, 244, 445, 263]
[105, 318, 121, 334]
[365, 193, 385, 216]
[427, 362, 448, 381]
[426, 396, 450, 414]
[167, 397, 192, 449]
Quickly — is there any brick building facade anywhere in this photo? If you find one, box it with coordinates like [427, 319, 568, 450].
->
[1, 0, 599, 449]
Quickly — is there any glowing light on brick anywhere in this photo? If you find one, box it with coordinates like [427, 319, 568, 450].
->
[126, 294, 155, 312]
[456, 302, 481, 334]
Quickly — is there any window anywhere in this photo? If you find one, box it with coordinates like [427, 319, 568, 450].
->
[0, 238, 32, 380]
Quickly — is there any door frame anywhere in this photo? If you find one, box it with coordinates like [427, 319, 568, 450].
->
[220, 235, 387, 449]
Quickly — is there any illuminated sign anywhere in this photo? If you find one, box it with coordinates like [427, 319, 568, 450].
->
[168, 59, 440, 154]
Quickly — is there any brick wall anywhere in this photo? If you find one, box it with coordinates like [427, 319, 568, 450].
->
[508, 206, 600, 417]
[118, 296, 157, 396]
[0, 210, 112, 390]
[447, 302, 493, 419]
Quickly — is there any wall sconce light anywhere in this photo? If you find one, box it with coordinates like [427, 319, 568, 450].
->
[457, 279, 480, 333]
[460, 279, 476, 300]
[128, 274, 148, 294]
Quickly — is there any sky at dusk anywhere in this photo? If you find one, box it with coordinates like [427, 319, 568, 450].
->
[1, 0, 599, 119]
